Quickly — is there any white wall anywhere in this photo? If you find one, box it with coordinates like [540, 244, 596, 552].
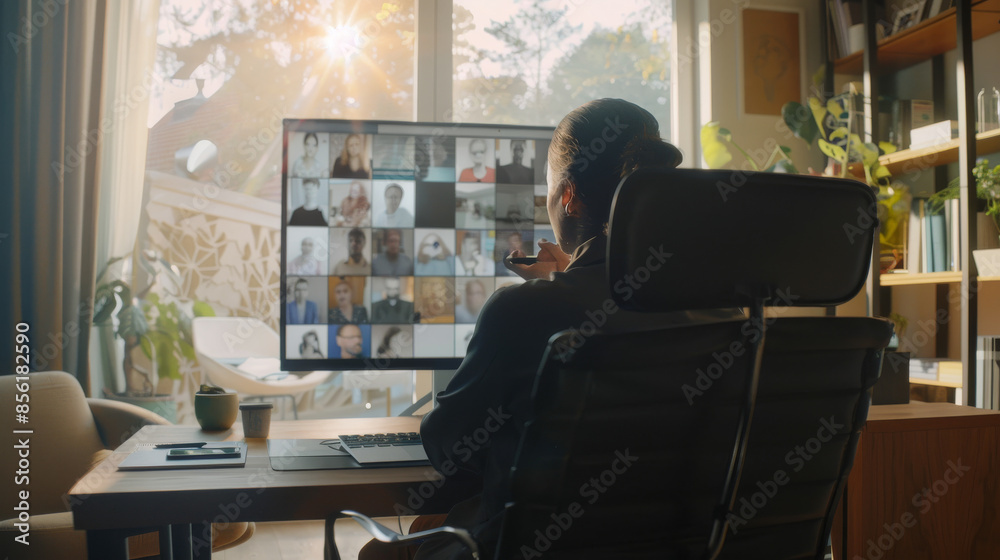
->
[695, 0, 827, 174]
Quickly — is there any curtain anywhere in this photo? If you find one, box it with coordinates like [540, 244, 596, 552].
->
[0, 0, 108, 390]
[91, 0, 159, 396]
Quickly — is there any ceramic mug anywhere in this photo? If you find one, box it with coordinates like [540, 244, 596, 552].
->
[194, 390, 239, 431]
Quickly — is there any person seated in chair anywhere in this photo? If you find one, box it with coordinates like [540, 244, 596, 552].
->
[358, 99, 741, 559]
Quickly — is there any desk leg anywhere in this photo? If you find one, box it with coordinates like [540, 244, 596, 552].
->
[172, 523, 193, 559]
[86, 529, 129, 560]
[192, 522, 212, 559]
[324, 516, 342, 560]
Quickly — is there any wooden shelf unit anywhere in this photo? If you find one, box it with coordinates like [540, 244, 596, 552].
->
[878, 128, 1000, 175]
[833, 0, 1000, 75]
[827, 0, 1000, 406]
[879, 272, 1000, 286]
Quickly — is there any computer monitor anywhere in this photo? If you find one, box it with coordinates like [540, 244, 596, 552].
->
[280, 119, 555, 372]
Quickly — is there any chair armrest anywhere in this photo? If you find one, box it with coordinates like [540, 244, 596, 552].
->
[336, 510, 480, 559]
[87, 398, 172, 449]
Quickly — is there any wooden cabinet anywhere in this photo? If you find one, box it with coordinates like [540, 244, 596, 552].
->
[832, 403, 1000, 558]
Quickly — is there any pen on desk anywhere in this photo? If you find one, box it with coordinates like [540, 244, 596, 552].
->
[154, 442, 208, 449]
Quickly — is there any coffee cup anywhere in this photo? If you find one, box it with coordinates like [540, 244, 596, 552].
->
[239, 402, 274, 438]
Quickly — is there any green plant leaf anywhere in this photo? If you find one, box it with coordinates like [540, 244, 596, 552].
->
[879, 141, 897, 155]
[782, 101, 820, 146]
[827, 98, 847, 120]
[193, 301, 216, 317]
[140, 334, 153, 360]
[147, 331, 181, 381]
[809, 97, 829, 140]
[700, 122, 733, 169]
[179, 339, 196, 362]
[818, 139, 847, 162]
[117, 304, 148, 339]
[829, 128, 849, 143]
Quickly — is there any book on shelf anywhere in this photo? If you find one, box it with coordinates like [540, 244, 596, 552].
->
[947, 198, 961, 272]
[898, 197, 966, 274]
[978, 336, 1000, 410]
[904, 198, 924, 273]
[909, 357, 962, 384]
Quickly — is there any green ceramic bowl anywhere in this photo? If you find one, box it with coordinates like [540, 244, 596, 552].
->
[194, 391, 239, 431]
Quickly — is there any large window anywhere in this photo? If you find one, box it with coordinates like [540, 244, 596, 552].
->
[124, 0, 675, 417]
[148, 0, 417, 199]
[452, 0, 673, 128]
[146, 0, 673, 200]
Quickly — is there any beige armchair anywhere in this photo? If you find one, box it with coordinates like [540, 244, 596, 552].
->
[0, 371, 253, 559]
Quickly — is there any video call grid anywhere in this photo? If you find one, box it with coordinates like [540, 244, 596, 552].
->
[283, 129, 553, 362]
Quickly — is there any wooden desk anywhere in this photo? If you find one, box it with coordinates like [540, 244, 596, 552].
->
[69, 417, 474, 559]
[833, 402, 1000, 559]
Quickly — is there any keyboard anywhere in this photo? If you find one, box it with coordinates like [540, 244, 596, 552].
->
[336, 432, 429, 465]
[339, 432, 422, 448]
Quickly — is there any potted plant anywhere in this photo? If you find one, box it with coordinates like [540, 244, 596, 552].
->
[93, 250, 214, 421]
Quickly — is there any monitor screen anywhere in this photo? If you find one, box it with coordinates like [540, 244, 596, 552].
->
[281, 119, 555, 371]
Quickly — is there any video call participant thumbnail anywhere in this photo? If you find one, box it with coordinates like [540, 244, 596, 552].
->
[289, 179, 328, 226]
[332, 228, 371, 276]
[372, 229, 414, 276]
[415, 231, 455, 276]
[286, 277, 321, 324]
[331, 133, 371, 179]
[496, 139, 534, 184]
[371, 276, 415, 324]
[299, 329, 324, 358]
[455, 278, 489, 323]
[291, 132, 327, 178]
[373, 182, 414, 228]
[413, 276, 455, 324]
[288, 233, 326, 276]
[373, 325, 414, 359]
[458, 138, 495, 183]
[330, 324, 370, 359]
[328, 278, 369, 324]
[332, 180, 371, 227]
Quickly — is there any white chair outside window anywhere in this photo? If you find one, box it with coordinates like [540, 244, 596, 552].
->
[192, 316, 332, 419]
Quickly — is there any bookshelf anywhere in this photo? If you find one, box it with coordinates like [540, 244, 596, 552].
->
[876, 128, 1000, 175]
[827, 0, 999, 406]
[833, 0, 1000, 75]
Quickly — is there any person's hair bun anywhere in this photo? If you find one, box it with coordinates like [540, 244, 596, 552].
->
[621, 136, 683, 177]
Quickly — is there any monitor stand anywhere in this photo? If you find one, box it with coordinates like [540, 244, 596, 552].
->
[400, 369, 456, 416]
[432, 369, 458, 407]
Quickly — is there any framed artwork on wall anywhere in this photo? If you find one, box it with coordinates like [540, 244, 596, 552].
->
[740, 7, 803, 116]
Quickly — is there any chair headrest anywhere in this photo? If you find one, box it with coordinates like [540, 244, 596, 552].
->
[607, 168, 878, 311]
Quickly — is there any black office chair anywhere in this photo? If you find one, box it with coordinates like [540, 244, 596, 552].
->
[333, 168, 894, 560]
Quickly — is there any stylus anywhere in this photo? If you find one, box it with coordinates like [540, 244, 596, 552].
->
[154, 442, 208, 448]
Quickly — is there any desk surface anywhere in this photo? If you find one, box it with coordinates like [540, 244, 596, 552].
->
[69, 417, 474, 532]
[865, 401, 1000, 431]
